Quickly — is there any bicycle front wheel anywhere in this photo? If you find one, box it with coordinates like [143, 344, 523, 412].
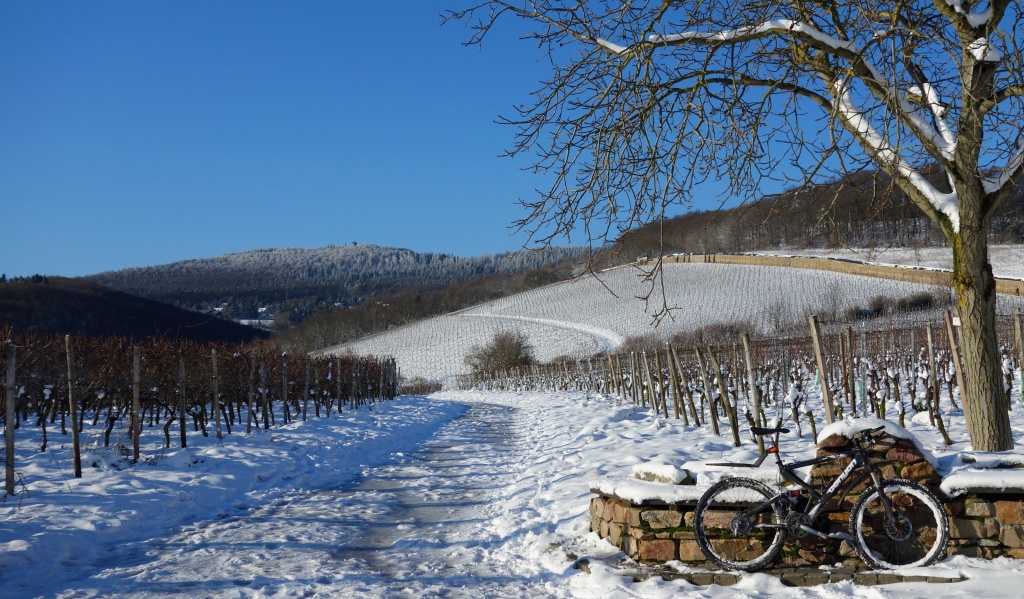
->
[694, 477, 787, 571]
[850, 478, 949, 569]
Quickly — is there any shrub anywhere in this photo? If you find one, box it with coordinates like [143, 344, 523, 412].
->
[464, 329, 536, 374]
[895, 292, 936, 312]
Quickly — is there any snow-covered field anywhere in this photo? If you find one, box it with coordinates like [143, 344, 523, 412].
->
[332, 246, 1024, 380]
[4, 388, 1024, 598]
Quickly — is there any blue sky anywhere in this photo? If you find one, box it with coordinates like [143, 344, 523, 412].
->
[1, 2, 707, 278]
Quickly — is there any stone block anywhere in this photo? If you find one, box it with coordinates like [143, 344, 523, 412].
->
[965, 498, 995, 518]
[678, 540, 706, 562]
[638, 539, 677, 562]
[1006, 548, 1024, 559]
[642, 509, 683, 529]
[627, 526, 656, 541]
[900, 460, 940, 485]
[949, 543, 995, 559]
[876, 573, 902, 585]
[699, 509, 739, 529]
[1000, 524, 1024, 548]
[689, 572, 715, 585]
[886, 439, 925, 464]
[625, 535, 639, 558]
[853, 572, 880, 585]
[798, 570, 831, 586]
[626, 507, 644, 527]
[672, 530, 696, 540]
[996, 500, 1024, 525]
[599, 520, 609, 538]
[950, 517, 998, 539]
[608, 522, 623, 548]
[612, 499, 630, 524]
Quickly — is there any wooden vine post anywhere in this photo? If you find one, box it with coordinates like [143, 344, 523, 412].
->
[672, 345, 700, 425]
[212, 349, 222, 439]
[259, 358, 270, 429]
[302, 354, 310, 421]
[5, 344, 16, 494]
[925, 321, 953, 445]
[807, 314, 836, 425]
[944, 309, 972, 423]
[705, 347, 741, 447]
[924, 321, 939, 426]
[336, 356, 344, 413]
[1015, 308, 1024, 398]
[247, 353, 256, 434]
[742, 333, 765, 454]
[695, 348, 720, 435]
[132, 346, 141, 461]
[282, 353, 290, 423]
[665, 344, 684, 422]
[178, 352, 187, 448]
[65, 336, 83, 478]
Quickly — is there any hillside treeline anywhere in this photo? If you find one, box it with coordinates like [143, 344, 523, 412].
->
[603, 168, 1024, 265]
[86, 244, 585, 321]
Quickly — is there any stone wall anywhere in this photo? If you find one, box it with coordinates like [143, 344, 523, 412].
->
[589, 490, 1024, 567]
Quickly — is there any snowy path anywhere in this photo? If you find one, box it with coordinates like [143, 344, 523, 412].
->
[10, 391, 1024, 598]
[49, 402, 561, 598]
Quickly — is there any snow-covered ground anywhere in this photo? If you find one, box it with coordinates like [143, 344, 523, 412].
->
[4, 388, 1024, 597]
[332, 247, 1024, 380]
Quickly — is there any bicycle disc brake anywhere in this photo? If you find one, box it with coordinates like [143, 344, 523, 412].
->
[884, 514, 913, 542]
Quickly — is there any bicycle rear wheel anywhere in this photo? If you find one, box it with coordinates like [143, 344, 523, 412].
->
[850, 478, 949, 569]
[694, 477, 787, 571]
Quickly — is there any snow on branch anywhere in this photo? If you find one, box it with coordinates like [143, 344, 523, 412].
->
[648, 18, 857, 53]
[968, 37, 1003, 62]
[832, 78, 960, 231]
[982, 134, 1024, 194]
[595, 37, 628, 55]
[943, 0, 996, 28]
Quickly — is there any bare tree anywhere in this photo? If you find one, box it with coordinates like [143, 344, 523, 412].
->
[447, 0, 1023, 451]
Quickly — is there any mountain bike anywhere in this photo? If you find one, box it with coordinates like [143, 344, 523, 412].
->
[693, 425, 949, 571]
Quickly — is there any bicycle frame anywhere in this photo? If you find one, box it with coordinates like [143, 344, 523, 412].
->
[750, 435, 890, 534]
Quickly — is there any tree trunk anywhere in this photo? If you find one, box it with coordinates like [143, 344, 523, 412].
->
[951, 213, 1013, 451]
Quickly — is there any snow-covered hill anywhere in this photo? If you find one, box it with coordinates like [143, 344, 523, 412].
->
[88, 243, 584, 297]
[327, 247, 1024, 381]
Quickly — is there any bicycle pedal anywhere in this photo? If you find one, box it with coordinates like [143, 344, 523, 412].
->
[827, 532, 852, 541]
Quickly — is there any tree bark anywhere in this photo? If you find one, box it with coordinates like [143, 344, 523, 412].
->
[951, 209, 1013, 451]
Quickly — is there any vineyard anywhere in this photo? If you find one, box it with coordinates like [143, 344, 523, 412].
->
[1, 327, 396, 494]
[454, 310, 1024, 453]
[332, 255, 1024, 380]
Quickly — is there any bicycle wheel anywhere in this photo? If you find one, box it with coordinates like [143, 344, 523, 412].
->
[849, 478, 949, 569]
[694, 477, 787, 571]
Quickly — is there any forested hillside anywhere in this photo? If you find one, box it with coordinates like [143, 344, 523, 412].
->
[602, 168, 1024, 266]
[0, 277, 268, 342]
[86, 244, 585, 321]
